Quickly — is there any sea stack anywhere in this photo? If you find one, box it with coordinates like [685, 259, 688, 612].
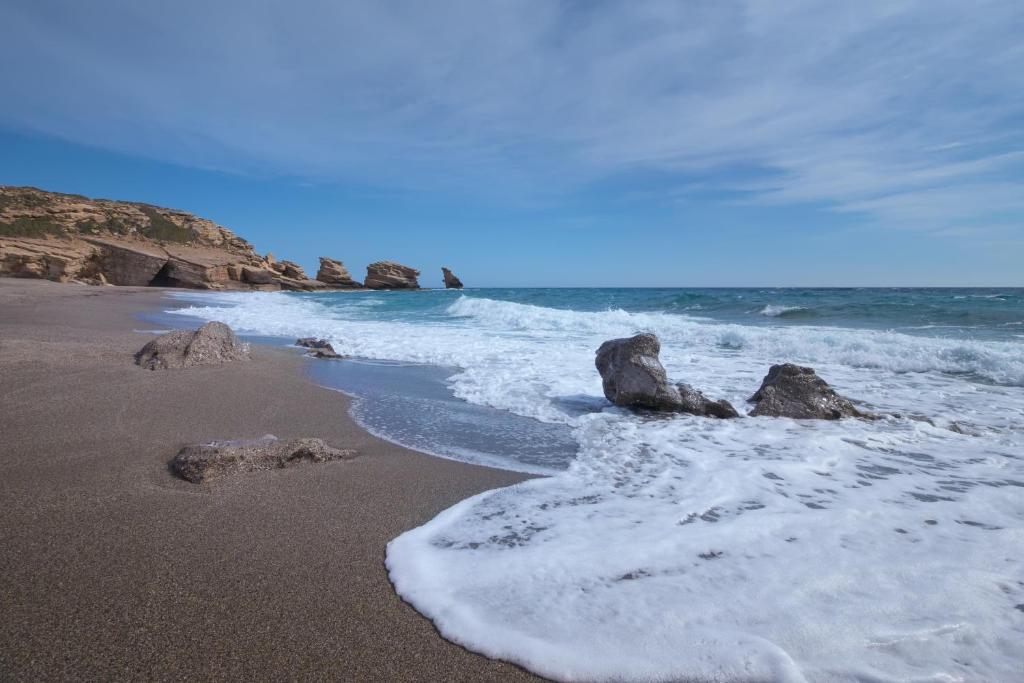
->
[442, 267, 464, 289]
[315, 257, 362, 288]
[364, 261, 420, 289]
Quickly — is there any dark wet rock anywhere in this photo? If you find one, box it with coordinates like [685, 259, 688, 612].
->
[295, 337, 343, 359]
[442, 267, 464, 289]
[136, 321, 250, 370]
[595, 333, 736, 418]
[364, 261, 420, 289]
[171, 435, 356, 483]
[748, 363, 865, 419]
[676, 383, 740, 419]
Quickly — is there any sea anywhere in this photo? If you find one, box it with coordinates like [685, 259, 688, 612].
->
[163, 287, 1024, 682]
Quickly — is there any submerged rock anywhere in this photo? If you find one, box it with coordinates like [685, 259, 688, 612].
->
[442, 267, 464, 289]
[171, 435, 356, 483]
[748, 363, 865, 419]
[364, 261, 420, 289]
[135, 321, 250, 370]
[595, 333, 737, 418]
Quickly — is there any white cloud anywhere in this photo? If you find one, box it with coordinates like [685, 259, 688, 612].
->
[1, 0, 1022, 232]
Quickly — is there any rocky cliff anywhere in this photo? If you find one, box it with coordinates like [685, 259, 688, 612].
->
[364, 261, 420, 289]
[316, 257, 362, 288]
[0, 186, 335, 291]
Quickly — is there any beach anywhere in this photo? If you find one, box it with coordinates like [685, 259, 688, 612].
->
[0, 279, 540, 681]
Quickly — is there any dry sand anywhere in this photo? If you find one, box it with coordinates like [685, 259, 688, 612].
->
[0, 279, 542, 682]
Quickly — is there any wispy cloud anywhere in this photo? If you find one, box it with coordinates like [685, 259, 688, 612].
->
[1, 0, 1022, 233]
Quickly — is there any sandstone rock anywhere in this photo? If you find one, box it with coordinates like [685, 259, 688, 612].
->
[316, 257, 361, 288]
[365, 261, 420, 289]
[242, 265, 277, 284]
[442, 267, 464, 289]
[171, 435, 356, 483]
[135, 322, 250, 370]
[748, 364, 865, 419]
[595, 333, 737, 417]
[85, 238, 169, 286]
[278, 260, 306, 279]
[0, 237, 100, 282]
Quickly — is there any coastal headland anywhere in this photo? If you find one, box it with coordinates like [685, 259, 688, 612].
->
[0, 278, 536, 681]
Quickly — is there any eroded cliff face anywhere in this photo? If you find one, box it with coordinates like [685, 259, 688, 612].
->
[0, 186, 330, 291]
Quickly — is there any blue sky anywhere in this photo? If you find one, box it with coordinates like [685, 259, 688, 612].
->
[1, 1, 1022, 287]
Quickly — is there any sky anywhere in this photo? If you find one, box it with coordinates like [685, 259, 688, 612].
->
[1, 0, 1022, 287]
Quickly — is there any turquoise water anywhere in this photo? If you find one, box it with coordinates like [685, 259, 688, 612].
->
[298, 287, 1024, 341]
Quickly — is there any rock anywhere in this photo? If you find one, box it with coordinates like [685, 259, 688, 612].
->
[316, 257, 361, 288]
[86, 238, 169, 286]
[676, 383, 740, 419]
[442, 267, 464, 289]
[135, 321, 250, 370]
[242, 265, 277, 284]
[278, 260, 306, 279]
[171, 435, 356, 483]
[595, 333, 737, 417]
[748, 364, 865, 419]
[0, 237, 100, 282]
[364, 261, 420, 289]
[295, 337, 343, 359]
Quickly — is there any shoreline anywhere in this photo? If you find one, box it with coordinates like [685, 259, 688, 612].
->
[0, 278, 541, 681]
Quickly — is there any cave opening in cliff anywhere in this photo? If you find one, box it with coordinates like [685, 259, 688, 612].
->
[148, 262, 179, 287]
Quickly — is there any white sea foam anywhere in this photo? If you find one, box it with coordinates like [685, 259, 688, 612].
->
[168, 292, 1024, 681]
[758, 304, 807, 317]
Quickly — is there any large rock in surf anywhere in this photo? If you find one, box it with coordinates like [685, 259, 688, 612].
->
[595, 333, 737, 418]
[442, 267, 464, 289]
[316, 257, 362, 288]
[364, 261, 420, 289]
[171, 435, 356, 483]
[748, 363, 865, 419]
[135, 321, 250, 370]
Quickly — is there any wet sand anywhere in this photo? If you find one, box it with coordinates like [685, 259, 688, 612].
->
[0, 279, 541, 681]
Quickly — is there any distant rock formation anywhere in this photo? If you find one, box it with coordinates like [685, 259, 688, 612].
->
[171, 435, 356, 483]
[442, 267, 464, 289]
[315, 257, 362, 288]
[135, 322, 250, 370]
[0, 186, 339, 291]
[748, 364, 866, 419]
[364, 260, 420, 289]
[595, 333, 738, 418]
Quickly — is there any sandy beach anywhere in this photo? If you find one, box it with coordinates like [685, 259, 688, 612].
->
[0, 279, 540, 681]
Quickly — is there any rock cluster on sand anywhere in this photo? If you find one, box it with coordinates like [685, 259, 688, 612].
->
[171, 435, 356, 483]
[315, 257, 362, 288]
[748, 363, 865, 419]
[595, 333, 738, 418]
[364, 261, 420, 289]
[295, 337, 343, 359]
[442, 267, 464, 289]
[0, 186, 345, 291]
[135, 322, 250, 370]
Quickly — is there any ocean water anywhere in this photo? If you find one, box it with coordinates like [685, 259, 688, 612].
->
[167, 287, 1024, 682]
